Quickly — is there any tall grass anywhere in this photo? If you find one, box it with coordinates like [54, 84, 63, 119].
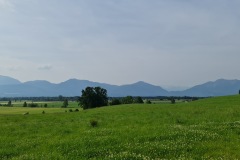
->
[0, 95, 240, 159]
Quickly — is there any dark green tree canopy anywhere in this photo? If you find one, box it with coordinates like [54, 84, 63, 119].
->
[62, 99, 69, 108]
[134, 96, 144, 104]
[23, 101, 27, 107]
[7, 100, 12, 107]
[121, 96, 134, 104]
[109, 99, 121, 106]
[79, 87, 108, 109]
[146, 99, 152, 104]
[171, 98, 176, 104]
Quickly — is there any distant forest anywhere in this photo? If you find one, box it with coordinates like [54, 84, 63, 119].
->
[0, 96, 204, 102]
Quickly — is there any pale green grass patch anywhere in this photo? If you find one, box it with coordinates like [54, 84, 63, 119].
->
[0, 107, 67, 115]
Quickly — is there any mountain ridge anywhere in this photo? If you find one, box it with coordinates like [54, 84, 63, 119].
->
[0, 75, 22, 85]
[0, 76, 240, 97]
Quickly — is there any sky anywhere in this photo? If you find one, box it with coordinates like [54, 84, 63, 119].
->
[0, 0, 240, 89]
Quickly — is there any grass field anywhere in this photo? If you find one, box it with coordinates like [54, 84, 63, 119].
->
[0, 107, 70, 115]
[0, 95, 240, 159]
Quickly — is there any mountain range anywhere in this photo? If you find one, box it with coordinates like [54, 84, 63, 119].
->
[0, 75, 240, 97]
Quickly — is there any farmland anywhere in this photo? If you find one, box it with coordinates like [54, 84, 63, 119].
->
[0, 95, 240, 159]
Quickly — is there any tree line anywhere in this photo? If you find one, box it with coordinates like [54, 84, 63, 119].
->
[0, 86, 204, 109]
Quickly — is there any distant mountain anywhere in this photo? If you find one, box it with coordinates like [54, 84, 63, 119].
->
[57, 79, 118, 96]
[0, 75, 21, 85]
[110, 81, 169, 97]
[0, 78, 169, 97]
[0, 76, 240, 97]
[172, 79, 240, 97]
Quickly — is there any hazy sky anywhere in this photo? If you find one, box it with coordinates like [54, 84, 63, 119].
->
[1, 0, 240, 88]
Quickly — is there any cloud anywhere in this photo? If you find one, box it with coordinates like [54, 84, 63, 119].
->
[0, 0, 14, 11]
[0, 0, 240, 86]
[8, 66, 21, 71]
[0, 0, 9, 6]
[38, 65, 53, 71]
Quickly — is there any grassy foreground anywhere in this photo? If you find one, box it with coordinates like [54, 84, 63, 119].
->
[0, 96, 240, 159]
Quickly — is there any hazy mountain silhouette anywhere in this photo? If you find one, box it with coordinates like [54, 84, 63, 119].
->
[0, 75, 21, 85]
[171, 79, 240, 97]
[110, 81, 169, 97]
[0, 76, 240, 97]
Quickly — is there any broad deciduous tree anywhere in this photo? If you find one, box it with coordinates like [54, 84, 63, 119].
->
[134, 96, 144, 104]
[62, 99, 69, 108]
[121, 96, 134, 104]
[79, 87, 108, 109]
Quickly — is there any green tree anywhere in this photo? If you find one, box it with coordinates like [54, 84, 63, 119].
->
[146, 99, 152, 104]
[121, 96, 134, 104]
[134, 96, 144, 104]
[28, 103, 38, 108]
[62, 99, 68, 108]
[109, 99, 121, 106]
[7, 100, 12, 107]
[171, 98, 175, 104]
[79, 87, 108, 110]
[23, 101, 27, 107]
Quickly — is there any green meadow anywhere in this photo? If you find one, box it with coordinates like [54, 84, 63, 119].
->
[0, 96, 240, 159]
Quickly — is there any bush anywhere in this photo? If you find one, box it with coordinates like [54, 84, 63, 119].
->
[121, 96, 134, 104]
[171, 98, 175, 104]
[68, 109, 73, 112]
[90, 119, 98, 127]
[7, 100, 12, 107]
[134, 96, 144, 104]
[23, 102, 27, 107]
[62, 99, 68, 108]
[28, 103, 38, 108]
[75, 109, 79, 112]
[146, 100, 152, 104]
[109, 99, 121, 106]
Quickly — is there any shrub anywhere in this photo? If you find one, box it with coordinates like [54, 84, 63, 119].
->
[44, 104, 48, 108]
[90, 119, 98, 127]
[121, 96, 134, 104]
[23, 112, 29, 115]
[7, 100, 12, 107]
[109, 99, 121, 106]
[69, 109, 73, 112]
[171, 98, 175, 104]
[42, 111, 45, 114]
[23, 102, 27, 107]
[134, 96, 144, 104]
[146, 100, 152, 104]
[75, 109, 79, 112]
[62, 99, 68, 108]
[28, 103, 38, 108]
